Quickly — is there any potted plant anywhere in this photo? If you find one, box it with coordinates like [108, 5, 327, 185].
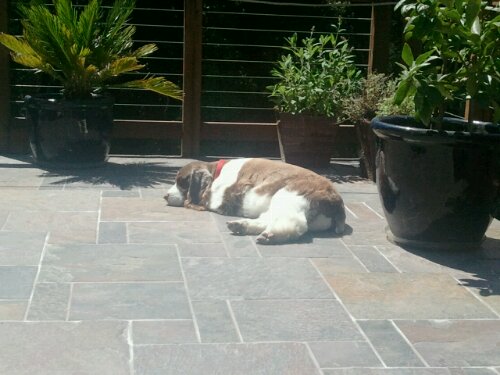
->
[0, 0, 182, 167]
[370, 0, 500, 249]
[342, 73, 415, 181]
[267, 24, 362, 168]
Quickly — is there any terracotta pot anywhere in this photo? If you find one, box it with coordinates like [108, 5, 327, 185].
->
[277, 112, 337, 168]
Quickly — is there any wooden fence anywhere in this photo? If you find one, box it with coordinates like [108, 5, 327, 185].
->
[0, 0, 395, 157]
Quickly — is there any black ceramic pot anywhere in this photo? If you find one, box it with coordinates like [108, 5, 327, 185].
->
[371, 116, 500, 250]
[26, 94, 114, 168]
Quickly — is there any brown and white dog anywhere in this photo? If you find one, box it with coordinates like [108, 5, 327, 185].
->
[164, 158, 346, 244]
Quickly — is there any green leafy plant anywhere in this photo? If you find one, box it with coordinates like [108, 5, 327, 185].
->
[0, 0, 183, 101]
[267, 24, 362, 119]
[342, 73, 415, 124]
[393, 0, 500, 128]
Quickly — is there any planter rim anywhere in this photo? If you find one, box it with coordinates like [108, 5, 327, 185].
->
[25, 93, 114, 109]
[277, 111, 336, 121]
[371, 115, 500, 146]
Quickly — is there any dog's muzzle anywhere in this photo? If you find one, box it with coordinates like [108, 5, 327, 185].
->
[165, 184, 185, 206]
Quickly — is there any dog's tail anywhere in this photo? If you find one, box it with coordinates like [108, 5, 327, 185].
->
[332, 200, 346, 234]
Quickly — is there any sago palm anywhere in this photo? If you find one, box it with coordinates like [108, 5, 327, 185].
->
[0, 0, 183, 101]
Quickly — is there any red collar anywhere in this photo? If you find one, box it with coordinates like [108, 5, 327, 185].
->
[214, 159, 227, 179]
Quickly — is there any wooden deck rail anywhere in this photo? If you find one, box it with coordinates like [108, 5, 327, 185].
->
[0, 0, 392, 157]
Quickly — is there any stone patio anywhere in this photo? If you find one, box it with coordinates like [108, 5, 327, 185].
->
[0, 154, 499, 375]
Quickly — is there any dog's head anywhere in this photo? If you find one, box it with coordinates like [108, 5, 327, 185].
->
[164, 161, 216, 209]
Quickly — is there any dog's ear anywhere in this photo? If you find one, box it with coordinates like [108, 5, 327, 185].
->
[184, 169, 213, 210]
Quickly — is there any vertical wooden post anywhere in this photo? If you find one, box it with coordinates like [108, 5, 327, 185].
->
[182, 0, 202, 157]
[368, 4, 392, 74]
[0, 0, 10, 152]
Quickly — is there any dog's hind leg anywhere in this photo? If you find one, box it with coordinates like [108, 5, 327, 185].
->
[255, 188, 309, 244]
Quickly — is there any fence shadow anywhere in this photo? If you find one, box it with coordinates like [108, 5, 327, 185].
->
[38, 160, 181, 190]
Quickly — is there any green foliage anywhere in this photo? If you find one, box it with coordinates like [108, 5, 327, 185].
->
[0, 0, 182, 101]
[377, 82, 416, 118]
[267, 24, 362, 119]
[393, 0, 500, 127]
[342, 73, 415, 124]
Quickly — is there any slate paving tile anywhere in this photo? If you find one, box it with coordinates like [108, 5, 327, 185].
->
[311, 257, 368, 275]
[0, 266, 37, 299]
[339, 192, 380, 203]
[231, 299, 362, 342]
[63, 182, 122, 190]
[342, 220, 387, 234]
[192, 300, 240, 343]
[386, 243, 499, 278]
[396, 320, 500, 367]
[0, 169, 44, 188]
[39, 244, 182, 282]
[26, 283, 71, 321]
[220, 232, 259, 257]
[38, 177, 65, 190]
[0, 231, 46, 265]
[0, 210, 8, 228]
[101, 197, 213, 222]
[308, 341, 382, 368]
[4, 211, 98, 244]
[102, 190, 140, 197]
[455, 275, 500, 316]
[375, 244, 445, 273]
[182, 257, 333, 300]
[0, 321, 130, 374]
[256, 236, 351, 258]
[341, 230, 390, 246]
[177, 243, 228, 257]
[132, 320, 198, 344]
[0, 301, 27, 320]
[327, 273, 497, 319]
[348, 245, 398, 272]
[358, 320, 424, 367]
[98, 222, 127, 244]
[69, 282, 191, 320]
[128, 221, 222, 244]
[345, 202, 385, 221]
[336, 183, 378, 194]
[449, 369, 500, 375]
[322, 369, 452, 375]
[133, 342, 322, 375]
[139, 187, 171, 198]
[211, 212, 238, 233]
[0, 189, 101, 211]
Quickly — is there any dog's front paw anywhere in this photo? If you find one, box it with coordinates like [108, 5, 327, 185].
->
[227, 220, 247, 235]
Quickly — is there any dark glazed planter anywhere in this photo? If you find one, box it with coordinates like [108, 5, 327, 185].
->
[277, 112, 337, 168]
[371, 116, 500, 250]
[26, 94, 114, 168]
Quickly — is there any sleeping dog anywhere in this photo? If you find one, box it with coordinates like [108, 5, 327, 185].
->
[164, 158, 346, 244]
